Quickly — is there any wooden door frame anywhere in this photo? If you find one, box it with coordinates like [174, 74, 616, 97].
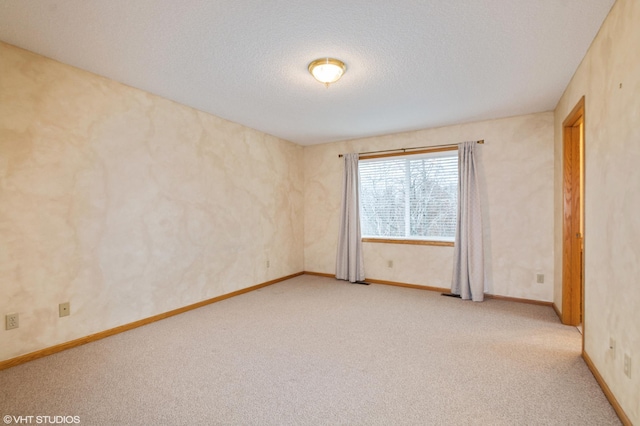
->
[562, 96, 585, 332]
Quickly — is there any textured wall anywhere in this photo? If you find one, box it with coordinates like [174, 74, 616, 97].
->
[304, 112, 554, 300]
[0, 43, 304, 361]
[553, 0, 640, 421]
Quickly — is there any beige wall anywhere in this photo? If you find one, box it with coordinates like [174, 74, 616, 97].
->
[4, 5, 634, 417]
[554, 0, 640, 422]
[0, 42, 304, 361]
[304, 112, 555, 300]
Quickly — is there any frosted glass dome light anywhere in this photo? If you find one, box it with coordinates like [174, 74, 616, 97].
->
[308, 58, 346, 87]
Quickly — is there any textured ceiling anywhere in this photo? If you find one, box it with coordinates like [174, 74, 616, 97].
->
[0, 0, 615, 145]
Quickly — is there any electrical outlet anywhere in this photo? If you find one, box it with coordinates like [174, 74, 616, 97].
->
[623, 354, 632, 378]
[5, 313, 19, 330]
[266, 260, 270, 268]
[387, 260, 393, 268]
[536, 273, 544, 284]
[59, 302, 70, 317]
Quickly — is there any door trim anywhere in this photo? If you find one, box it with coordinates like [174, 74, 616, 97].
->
[562, 96, 585, 334]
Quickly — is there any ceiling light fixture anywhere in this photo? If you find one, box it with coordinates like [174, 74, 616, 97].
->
[308, 58, 346, 87]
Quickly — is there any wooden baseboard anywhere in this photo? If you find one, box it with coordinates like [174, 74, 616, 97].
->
[304, 271, 335, 279]
[582, 350, 632, 425]
[303, 271, 449, 293]
[0, 272, 303, 371]
[485, 294, 553, 307]
[303, 272, 553, 306]
[364, 277, 450, 294]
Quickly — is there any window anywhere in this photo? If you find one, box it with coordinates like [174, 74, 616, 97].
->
[358, 149, 458, 244]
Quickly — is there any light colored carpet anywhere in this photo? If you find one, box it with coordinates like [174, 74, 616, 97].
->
[0, 275, 620, 425]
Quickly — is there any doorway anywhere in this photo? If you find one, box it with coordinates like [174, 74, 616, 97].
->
[562, 97, 585, 329]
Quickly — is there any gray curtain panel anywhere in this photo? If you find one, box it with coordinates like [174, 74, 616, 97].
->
[336, 153, 365, 283]
[451, 141, 485, 301]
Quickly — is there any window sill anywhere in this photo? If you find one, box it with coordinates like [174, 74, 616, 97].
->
[362, 238, 454, 247]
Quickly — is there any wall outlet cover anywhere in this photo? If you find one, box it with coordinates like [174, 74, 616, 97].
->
[623, 353, 632, 378]
[6, 313, 19, 330]
[59, 302, 71, 317]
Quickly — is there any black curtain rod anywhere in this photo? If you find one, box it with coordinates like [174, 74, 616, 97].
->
[338, 139, 484, 158]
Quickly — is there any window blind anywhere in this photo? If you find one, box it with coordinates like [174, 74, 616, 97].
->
[359, 150, 458, 241]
